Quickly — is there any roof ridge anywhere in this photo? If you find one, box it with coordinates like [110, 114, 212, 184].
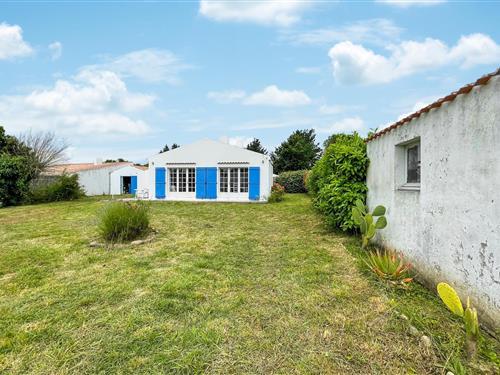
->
[366, 68, 500, 142]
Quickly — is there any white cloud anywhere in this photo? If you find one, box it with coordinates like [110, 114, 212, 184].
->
[219, 136, 253, 148]
[283, 19, 403, 46]
[296, 66, 322, 74]
[48, 41, 62, 61]
[199, 0, 313, 27]
[328, 33, 500, 85]
[0, 68, 153, 136]
[376, 0, 445, 7]
[207, 89, 246, 103]
[0, 23, 33, 60]
[88, 49, 191, 84]
[315, 117, 365, 134]
[243, 85, 311, 107]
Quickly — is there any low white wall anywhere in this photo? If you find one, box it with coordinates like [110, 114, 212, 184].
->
[367, 76, 500, 329]
[110, 166, 147, 195]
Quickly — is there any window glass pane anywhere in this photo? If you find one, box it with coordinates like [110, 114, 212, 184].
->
[239, 168, 248, 193]
[179, 168, 187, 192]
[220, 168, 228, 192]
[188, 168, 195, 192]
[230, 168, 238, 192]
[407, 144, 420, 183]
[169, 168, 177, 192]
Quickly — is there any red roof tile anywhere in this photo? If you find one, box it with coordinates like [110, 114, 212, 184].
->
[366, 68, 500, 142]
[43, 162, 132, 176]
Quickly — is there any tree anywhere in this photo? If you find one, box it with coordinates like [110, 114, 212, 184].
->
[246, 138, 267, 154]
[160, 143, 180, 153]
[271, 129, 321, 174]
[104, 158, 127, 163]
[18, 130, 68, 177]
[323, 133, 358, 149]
[171, 143, 180, 149]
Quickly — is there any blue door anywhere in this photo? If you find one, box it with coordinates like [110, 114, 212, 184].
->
[249, 167, 260, 201]
[155, 167, 166, 199]
[196, 167, 217, 199]
[130, 176, 138, 195]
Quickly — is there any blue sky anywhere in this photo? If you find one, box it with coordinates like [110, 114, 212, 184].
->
[1, 0, 499, 162]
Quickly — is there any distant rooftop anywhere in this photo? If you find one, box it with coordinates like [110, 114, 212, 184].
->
[43, 162, 132, 176]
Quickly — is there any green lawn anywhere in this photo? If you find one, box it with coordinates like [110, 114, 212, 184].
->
[0, 195, 498, 374]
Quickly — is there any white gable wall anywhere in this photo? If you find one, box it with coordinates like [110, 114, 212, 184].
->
[367, 75, 500, 329]
[110, 165, 147, 195]
[148, 140, 273, 202]
[77, 164, 128, 196]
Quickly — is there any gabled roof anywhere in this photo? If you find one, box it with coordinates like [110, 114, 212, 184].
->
[43, 162, 132, 176]
[367, 68, 500, 142]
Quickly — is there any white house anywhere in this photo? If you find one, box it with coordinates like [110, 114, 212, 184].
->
[366, 69, 500, 329]
[110, 165, 148, 195]
[44, 161, 133, 196]
[147, 139, 273, 202]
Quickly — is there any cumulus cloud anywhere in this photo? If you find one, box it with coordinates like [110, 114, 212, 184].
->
[376, 0, 445, 7]
[219, 136, 253, 148]
[243, 85, 311, 107]
[87, 49, 192, 84]
[315, 117, 365, 134]
[48, 41, 62, 60]
[328, 33, 500, 85]
[199, 0, 313, 27]
[0, 23, 33, 60]
[0, 68, 154, 136]
[283, 19, 403, 46]
[207, 89, 246, 103]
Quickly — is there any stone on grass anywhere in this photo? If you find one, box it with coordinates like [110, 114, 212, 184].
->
[409, 325, 419, 336]
[131, 239, 146, 245]
[89, 241, 101, 248]
[420, 335, 432, 349]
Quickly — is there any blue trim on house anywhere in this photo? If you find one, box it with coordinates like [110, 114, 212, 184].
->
[249, 167, 260, 201]
[130, 176, 138, 195]
[196, 167, 218, 199]
[155, 167, 166, 199]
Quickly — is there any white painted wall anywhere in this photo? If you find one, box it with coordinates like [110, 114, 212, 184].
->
[77, 164, 131, 196]
[148, 139, 273, 202]
[110, 165, 147, 195]
[367, 76, 500, 329]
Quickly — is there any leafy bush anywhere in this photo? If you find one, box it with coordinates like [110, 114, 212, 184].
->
[98, 201, 151, 243]
[268, 183, 285, 203]
[308, 133, 368, 231]
[275, 170, 308, 193]
[352, 199, 387, 249]
[30, 174, 85, 203]
[365, 249, 413, 286]
[0, 154, 33, 207]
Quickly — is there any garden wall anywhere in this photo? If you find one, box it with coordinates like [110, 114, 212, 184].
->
[366, 75, 500, 330]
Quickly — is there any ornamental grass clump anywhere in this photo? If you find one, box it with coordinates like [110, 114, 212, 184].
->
[98, 201, 150, 243]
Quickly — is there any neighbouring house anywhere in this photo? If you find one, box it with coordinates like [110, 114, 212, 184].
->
[148, 139, 273, 202]
[110, 165, 148, 196]
[44, 161, 133, 196]
[366, 69, 500, 330]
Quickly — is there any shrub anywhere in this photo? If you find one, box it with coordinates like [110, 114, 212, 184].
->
[0, 154, 33, 207]
[308, 133, 368, 231]
[275, 170, 308, 193]
[30, 174, 85, 203]
[268, 183, 285, 203]
[98, 201, 151, 243]
[365, 249, 413, 286]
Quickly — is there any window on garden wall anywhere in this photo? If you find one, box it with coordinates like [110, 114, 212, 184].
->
[219, 167, 248, 193]
[406, 142, 420, 184]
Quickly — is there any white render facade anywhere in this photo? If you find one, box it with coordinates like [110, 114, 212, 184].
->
[366, 73, 500, 329]
[110, 165, 148, 195]
[147, 139, 273, 202]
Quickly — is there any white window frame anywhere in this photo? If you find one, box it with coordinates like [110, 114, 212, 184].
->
[219, 167, 249, 194]
[400, 140, 421, 191]
[168, 167, 196, 194]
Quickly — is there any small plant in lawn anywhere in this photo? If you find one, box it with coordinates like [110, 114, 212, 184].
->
[98, 201, 151, 243]
[268, 183, 285, 203]
[364, 249, 413, 286]
[352, 199, 387, 248]
[437, 282, 480, 361]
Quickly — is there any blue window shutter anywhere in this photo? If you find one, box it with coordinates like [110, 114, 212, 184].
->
[131, 176, 138, 195]
[155, 167, 166, 198]
[206, 168, 217, 199]
[196, 168, 206, 199]
[249, 167, 260, 201]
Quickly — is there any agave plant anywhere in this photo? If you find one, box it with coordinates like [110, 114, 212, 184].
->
[352, 199, 387, 249]
[437, 282, 480, 360]
[364, 249, 413, 286]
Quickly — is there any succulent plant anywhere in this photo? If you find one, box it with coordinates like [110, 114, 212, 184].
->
[351, 199, 387, 248]
[437, 282, 480, 360]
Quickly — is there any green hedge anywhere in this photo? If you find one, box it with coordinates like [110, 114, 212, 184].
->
[30, 174, 85, 203]
[307, 133, 368, 232]
[275, 170, 308, 193]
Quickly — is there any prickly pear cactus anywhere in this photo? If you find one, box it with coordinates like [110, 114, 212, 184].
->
[437, 282, 464, 317]
[351, 199, 388, 249]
